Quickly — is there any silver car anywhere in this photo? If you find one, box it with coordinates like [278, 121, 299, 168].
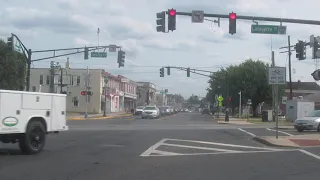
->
[141, 106, 160, 119]
[294, 110, 320, 132]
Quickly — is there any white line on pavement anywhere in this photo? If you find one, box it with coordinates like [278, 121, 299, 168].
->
[147, 149, 294, 157]
[299, 149, 320, 160]
[266, 128, 294, 136]
[165, 138, 282, 151]
[152, 150, 183, 156]
[140, 138, 168, 157]
[162, 143, 242, 152]
[237, 128, 256, 137]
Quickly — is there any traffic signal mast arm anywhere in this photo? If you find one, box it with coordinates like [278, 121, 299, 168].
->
[172, 11, 320, 25]
[162, 66, 214, 77]
[32, 45, 121, 62]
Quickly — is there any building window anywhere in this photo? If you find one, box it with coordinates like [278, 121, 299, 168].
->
[73, 97, 79, 107]
[32, 86, 36, 92]
[46, 75, 50, 85]
[40, 75, 43, 85]
[76, 76, 80, 86]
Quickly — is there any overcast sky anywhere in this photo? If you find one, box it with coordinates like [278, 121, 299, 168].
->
[0, 0, 319, 98]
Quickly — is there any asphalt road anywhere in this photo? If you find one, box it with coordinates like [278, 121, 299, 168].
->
[1, 112, 319, 180]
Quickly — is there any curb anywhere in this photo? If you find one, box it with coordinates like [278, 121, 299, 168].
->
[252, 136, 296, 148]
[68, 114, 132, 120]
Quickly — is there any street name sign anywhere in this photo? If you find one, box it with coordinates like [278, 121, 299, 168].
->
[268, 67, 286, 85]
[91, 52, 107, 58]
[251, 25, 286, 35]
[191, 10, 204, 23]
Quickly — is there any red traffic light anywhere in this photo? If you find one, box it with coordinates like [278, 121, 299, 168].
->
[81, 91, 86, 96]
[228, 97, 232, 101]
[229, 13, 236, 20]
[169, 9, 176, 16]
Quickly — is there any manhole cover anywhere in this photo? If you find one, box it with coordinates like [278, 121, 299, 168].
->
[289, 139, 320, 146]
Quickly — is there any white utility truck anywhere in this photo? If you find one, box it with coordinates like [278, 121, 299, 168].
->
[0, 90, 69, 154]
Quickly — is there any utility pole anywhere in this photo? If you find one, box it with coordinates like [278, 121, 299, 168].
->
[238, 91, 242, 118]
[288, 35, 293, 100]
[103, 87, 107, 117]
[60, 68, 63, 94]
[271, 51, 279, 139]
[49, 61, 55, 93]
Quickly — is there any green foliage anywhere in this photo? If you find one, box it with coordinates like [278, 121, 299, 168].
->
[206, 59, 284, 114]
[0, 39, 26, 90]
[188, 95, 200, 104]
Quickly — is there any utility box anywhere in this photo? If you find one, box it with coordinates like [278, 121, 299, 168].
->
[286, 100, 314, 121]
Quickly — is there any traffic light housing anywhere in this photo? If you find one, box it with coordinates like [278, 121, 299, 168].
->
[168, 9, 176, 31]
[312, 37, 320, 59]
[118, 50, 125, 67]
[81, 91, 93, 96]
[295, 40, 306, 60]
[84, 46, 89, 60]
[187, 68, 190, 77]
[229, 12, 236, 35]
[167, 67, 170, 75]
[156, 11, 166, 32]
[160, 67, 165, 77]
[7, 35, 13, 50]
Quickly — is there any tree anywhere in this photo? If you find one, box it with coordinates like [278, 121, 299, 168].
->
[187, 95, 200, 104]
[0, 39, 26, 90]
[207, 59, 281, 115]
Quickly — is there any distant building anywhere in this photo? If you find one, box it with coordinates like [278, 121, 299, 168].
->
[136, 82, 157, 106]
[156, 93, 167, 106]
[30, 67, 137, 114]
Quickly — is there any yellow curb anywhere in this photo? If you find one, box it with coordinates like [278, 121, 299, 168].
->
[68, 114, 132, 120]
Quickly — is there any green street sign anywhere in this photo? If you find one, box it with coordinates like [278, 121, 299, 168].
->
[251, 25, 286, 35]
[217, 95, 224, 102]
[91, 52, 107, 58]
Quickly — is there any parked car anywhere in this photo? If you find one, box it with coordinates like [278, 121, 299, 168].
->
[294, 110, 320, 132]
[141, 106, 160, 119]
[202, 107, 210, 115]
[158, 107, 167, 116]
[135, 106, 144, 115]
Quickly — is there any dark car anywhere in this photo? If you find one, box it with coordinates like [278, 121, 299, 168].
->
[202, 108, 210, 115]
[158, 107, 167, 116]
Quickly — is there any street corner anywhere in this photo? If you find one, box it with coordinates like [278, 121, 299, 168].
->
[253, 134, 320, 148]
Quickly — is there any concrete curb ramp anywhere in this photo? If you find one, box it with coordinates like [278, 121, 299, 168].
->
[68, 114, 132, 120]
[253, 135, 320, 148]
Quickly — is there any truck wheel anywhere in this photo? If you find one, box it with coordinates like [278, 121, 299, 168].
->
[19, 121, 46, 155]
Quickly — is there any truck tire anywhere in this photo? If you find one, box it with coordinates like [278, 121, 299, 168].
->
[19, 121, 46, 155]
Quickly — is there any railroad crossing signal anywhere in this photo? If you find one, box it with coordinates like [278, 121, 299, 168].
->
[160, 67, 165, 77]
[166, 67, 170, 75]
[156, 11, 166, 32]
[187, 68, 190, 77]
[168, 9, 176, 31]
[295, 40, 306, 60]
[118, 50, 125, 67]
[229, 12, 237, 35]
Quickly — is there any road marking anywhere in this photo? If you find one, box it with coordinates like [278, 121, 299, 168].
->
[266, 128, 294, 136]
[162, 143, 242, 152]
[140, 138, 168, 157]
[152, 150, 183, 155]
[237, 128, 256, 137]
[166, 138, 282, 151]
[299, 149, 320, 160]
[147, 150, 294, 157]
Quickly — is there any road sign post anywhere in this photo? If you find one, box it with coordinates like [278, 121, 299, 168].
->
[217, 95, 224, 118]
[268, 67, 286, 139]
[251, 25, 287, 35]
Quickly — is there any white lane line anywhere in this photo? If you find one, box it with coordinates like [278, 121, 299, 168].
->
[237, 128, 257, 137]
[266, 128, 294, 136]
[162, 143, 243, 152]
[152, 150, 183, 156]
[166, 138, 282, 151]
[147, 149, 294, 157]
[140, 138, 168, 157]
[299, 149, 320, 160]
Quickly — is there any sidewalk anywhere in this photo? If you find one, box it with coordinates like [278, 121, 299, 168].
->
[67, 112, 132, 120]
[254, 134, 320, 147]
